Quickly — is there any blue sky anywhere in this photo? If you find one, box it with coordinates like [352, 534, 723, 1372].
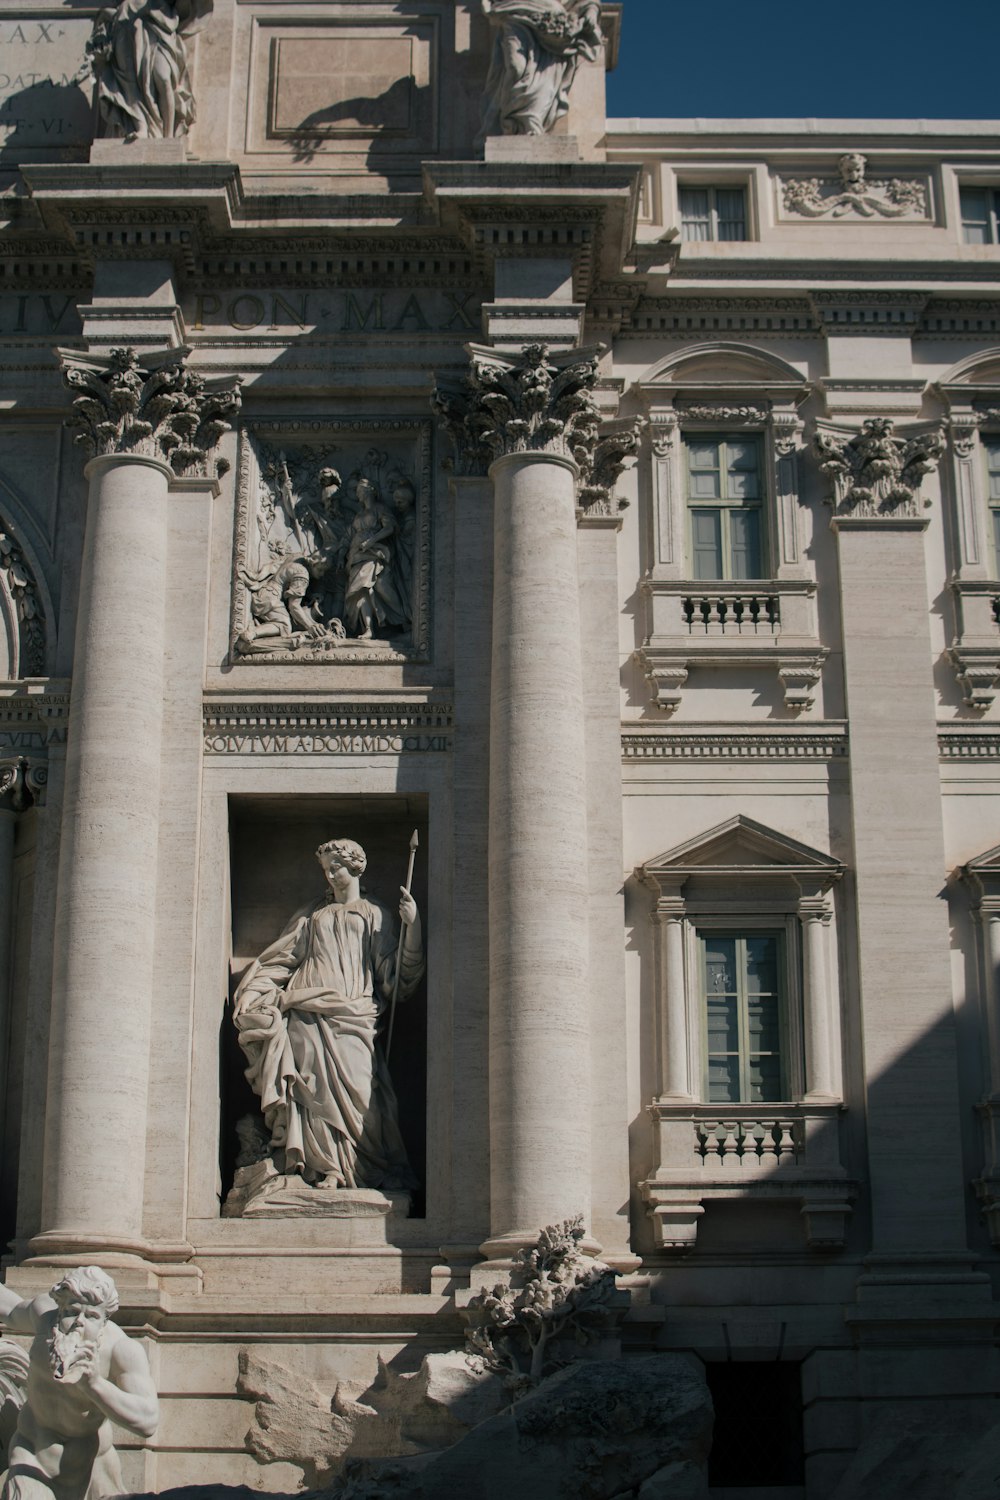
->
[606, 0, 1000, 121]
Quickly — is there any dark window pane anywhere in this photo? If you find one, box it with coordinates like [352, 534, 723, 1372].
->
[692, 510, 723, 579]
[707, 1055, 741, 1103]
[716, 187, 747, 240]
[680, 188, 710, 242]
[707, 994, 739, 1050]
[961, 187, 992, 244]
[729, 508, 761, 579]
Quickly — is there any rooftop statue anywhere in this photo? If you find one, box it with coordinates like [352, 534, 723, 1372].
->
[88, 0, 212, 139]
[480, 0, 603, 137]
[0, 1267, 158, 1500]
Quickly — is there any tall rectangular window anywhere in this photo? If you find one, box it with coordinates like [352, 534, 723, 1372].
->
[685, 435, 763, 579]
[679, 185, 747, 242]
[986, 440, 1000, 571]
[960, 187, 1000, 244]
[701, 930, 785, 1104]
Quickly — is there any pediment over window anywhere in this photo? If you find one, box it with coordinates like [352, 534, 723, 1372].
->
[939, 349, 1000, 390]
[637, 815, 845, 895]
[960, 842, 1000, 905]
[638, 342, 808, 400]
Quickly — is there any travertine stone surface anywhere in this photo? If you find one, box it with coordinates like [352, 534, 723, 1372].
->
[486, 448, 592, 1255]
[37, 452, 171, 1254]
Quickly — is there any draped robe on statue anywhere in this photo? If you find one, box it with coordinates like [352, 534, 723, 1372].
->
[234, 894, 423, 1190]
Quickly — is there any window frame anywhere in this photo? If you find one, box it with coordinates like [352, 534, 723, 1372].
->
[982, 436, 1000, 575]
[683, 431, 767, 581]
[698, 924, 791, 1105]
[960, 185, 1000, 245]
[678, 183, 749, 243]
[691, 913, 800, 1106]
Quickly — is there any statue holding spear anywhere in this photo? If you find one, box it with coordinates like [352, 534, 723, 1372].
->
[233, 830, 424, 1194]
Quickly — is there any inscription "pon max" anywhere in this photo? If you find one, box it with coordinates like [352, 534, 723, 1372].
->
[189, 290, 478, 335]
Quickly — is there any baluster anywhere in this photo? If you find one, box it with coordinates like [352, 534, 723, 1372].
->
[777, 1121, 797, 1158]
[722, 1122, 740, 1158]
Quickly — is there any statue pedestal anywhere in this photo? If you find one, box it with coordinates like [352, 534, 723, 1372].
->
[484, 135, 580, 163]
[89, 139, 188, 166]
[223, 1162, 411, 1222]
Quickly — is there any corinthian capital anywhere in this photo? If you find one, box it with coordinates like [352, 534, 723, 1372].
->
[434, 342, 643, 513]
[61, 346, 242, 478]
[814, 417, 945, 520]
[434, 342, 600, 474]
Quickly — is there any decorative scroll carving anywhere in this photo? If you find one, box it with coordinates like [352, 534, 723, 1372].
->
[88, 0, 211, 140]
[62, 347, 241, 478]
[464, 1218, 624, 1395]
[479, 0, 602, 138]
[232, 423, 431, 664]
[814, 418, 945, 518]
[0, 529, 45, 677]
[0, 757, 47, 812]
[782, 153, 927, 221]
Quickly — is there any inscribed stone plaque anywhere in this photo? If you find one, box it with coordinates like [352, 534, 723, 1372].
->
[270, 35, 414, 137]
[0, 13, 94, 155]
[245, 16, 437, 157]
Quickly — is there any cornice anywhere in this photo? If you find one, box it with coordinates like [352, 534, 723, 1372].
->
[203, 699, 453, 755]
[939, 727, 1000, 760]
[621, 723, 849, 763]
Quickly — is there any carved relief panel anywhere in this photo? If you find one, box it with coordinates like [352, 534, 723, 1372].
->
[230, 421, 432, 664]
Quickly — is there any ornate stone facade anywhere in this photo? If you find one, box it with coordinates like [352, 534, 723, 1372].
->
[0, 11, 998, 1500]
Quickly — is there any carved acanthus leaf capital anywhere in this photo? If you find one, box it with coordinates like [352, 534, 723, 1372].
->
[0, 756, 46, 812]
[61, 346, 242, 477]
[435, 341, 600, 469]
[578, 414, 646, 517]
[813, 417, 945, 519]
[434, 343, 641, 514]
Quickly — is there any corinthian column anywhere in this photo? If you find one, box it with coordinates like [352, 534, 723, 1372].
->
[436, 343, 619, 1263]
[30, 348, 240, 1261]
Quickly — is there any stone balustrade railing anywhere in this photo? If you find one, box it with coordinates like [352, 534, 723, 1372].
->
[681, 591, 780, 635]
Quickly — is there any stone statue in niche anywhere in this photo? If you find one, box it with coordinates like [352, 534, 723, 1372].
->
[235, 447, 417, 657]
[480, 0, 602, 137]
[88, 0, 212, 140]
[229, 837, 423, 1216]
[0, 1266, 158, 1500]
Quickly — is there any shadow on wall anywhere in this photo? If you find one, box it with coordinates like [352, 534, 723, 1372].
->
[0, 79, 93, 162]
[287, 77, 430, 167]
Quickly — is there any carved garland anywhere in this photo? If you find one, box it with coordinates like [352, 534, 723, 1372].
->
[62, 346, 242, 478]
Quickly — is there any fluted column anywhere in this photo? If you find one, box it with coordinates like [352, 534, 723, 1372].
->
[31, 347, 239, 1260]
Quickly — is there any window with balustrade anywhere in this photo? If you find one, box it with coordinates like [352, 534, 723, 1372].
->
[635, 345, 825, 713]
[636, 817, 854, 1254]
[685, 434, 764, 580]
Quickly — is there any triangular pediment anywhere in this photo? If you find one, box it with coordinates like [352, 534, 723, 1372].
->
[637, 815, 844, 888]
[964, 842, 1000, 873]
